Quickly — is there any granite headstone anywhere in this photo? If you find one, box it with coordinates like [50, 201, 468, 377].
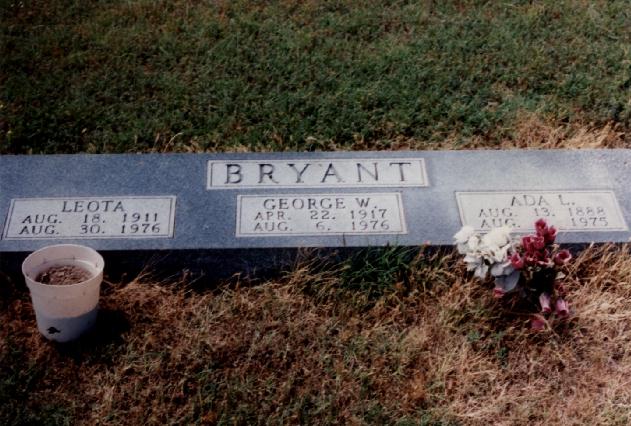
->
[1, 150, 630, 281]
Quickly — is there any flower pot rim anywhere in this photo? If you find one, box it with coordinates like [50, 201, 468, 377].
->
[29, 265, 100, 288]
[22, 244, 104, 289]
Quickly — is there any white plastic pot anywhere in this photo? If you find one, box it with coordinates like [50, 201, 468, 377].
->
[22, 244, 104, 342]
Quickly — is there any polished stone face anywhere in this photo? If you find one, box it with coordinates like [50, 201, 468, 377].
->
[1, 149, 630, 253]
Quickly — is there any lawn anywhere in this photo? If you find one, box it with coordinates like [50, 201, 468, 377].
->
[1, 0, 629, 154]
[2, 1, 631, 425]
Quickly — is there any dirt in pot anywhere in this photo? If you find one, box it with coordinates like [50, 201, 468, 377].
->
[36, 265, 93, 285]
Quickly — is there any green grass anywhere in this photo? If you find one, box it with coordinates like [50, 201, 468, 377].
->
[0, 340, 74, 425]
[1, 0, 629, 154]
[341, 246, 416, 300]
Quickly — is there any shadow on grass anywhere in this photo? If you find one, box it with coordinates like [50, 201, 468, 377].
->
[51, 308, 130, 364]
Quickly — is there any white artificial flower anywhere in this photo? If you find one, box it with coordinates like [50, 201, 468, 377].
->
[481, 226, 512, 248]
[457, 234, 481, 254]
[490, 244, 511, 263]
[467, 235, 480, 251]
[454, 226, 475, 244]
[473, 263, 489, 279]
[482, 243, 500, 258]
[455, 226, 477, 254]
[455, 225, 516, 282]
[463, 253, 480, 265]
[463, 254, 488, 279]
[490, 261, 514, 277]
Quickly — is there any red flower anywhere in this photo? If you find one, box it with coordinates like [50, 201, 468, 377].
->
[531, 315, 546, 331]
[522, 236, 534, 252]
[510, 252, 524, 269]
[553, 249, 572, 266]
[554, 281, 567, 296]
[533, 235, 545, 250]
[493, 287, 506, 299]
[539, 293, 552, 314]
[535, 218, 548, 236]
[537, 249, 553, 267]
[544, 226, 557, 244]
[524, 253, 539, 267]
[555, 298, 569, 318]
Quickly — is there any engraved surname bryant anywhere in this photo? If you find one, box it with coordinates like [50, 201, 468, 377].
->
[207, 158, 428, 188]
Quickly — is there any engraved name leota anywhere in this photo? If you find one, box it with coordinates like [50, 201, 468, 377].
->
[3, 196, 176, 239]
[208, 158, 428, 189]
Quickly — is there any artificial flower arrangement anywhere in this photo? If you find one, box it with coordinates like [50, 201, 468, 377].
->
[454, 219, 571, 329]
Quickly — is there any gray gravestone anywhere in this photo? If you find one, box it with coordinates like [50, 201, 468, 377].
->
[1, 150, 630, 281]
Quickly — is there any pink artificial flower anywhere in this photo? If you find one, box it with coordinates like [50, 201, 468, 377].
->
[535, 218, 548, 236]
[539, 293, 552, 314]
[544, 226, 557, 244]
[522, 236, 534, 252]
[555, 281, 567, 296]
[510, 252, 525, 269]
[553, 249, 572, 266]
[531, 315, 546, 331]
[533, 235, 545, 250]
[493, 287, 506, 299]
[524, 253, 538, 267]
[537, 249, 553, 267]
[555, 298, 569, 318]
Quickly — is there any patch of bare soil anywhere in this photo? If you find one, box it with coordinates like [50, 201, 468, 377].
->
[35, 265, 92, 285]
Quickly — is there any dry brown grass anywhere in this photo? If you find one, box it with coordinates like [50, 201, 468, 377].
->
[498, 115, 629, 150]
[345, 115, 629, 151]
[2, 245, 631, 425]
[146, 113, 628, 154]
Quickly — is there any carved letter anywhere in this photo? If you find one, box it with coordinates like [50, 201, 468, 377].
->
[225, 164, 243, 184]
[355, 198, 371, 208]
[321, 164, 343, 183]
[357, 162, 378, 183]
[259, 164, 279, 184]
[389, 162, 412, 182]
[287, 163, 311, 183]
[558, 194, 571, 206]
[113, 201, 125, 212]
